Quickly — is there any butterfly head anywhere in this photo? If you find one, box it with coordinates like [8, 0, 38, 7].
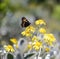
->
[22, 17, 27, 22]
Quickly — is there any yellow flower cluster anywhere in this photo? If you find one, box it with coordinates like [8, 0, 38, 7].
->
[44, 34, 56, 46]
[33, 41, 42, 51]
[21, 26, 35, 37]
[35, 19, 46, 25]
[3, 38, 18, 53]
[28, 41, 42, 51]
[27, 35, 42, 51]
[2, 18, 56, 54]
[2, 18, 55, 54]
[4, 45, 15, 52]
[21, 19, 56, 52]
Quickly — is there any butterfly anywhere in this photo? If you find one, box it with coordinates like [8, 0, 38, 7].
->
[21, 17, 31, 27]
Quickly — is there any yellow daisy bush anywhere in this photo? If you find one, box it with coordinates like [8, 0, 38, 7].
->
[35, 19, 46, 25]
[21, 19, 56, 52]
[3, 18, 56, 56]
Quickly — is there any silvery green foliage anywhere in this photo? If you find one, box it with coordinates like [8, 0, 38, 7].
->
[0, 47, 6, 59]
[34, 56, 42, 59]
[45, 54, 50, 59]
[18, 38, 28, 54]
[0, 37, 60, 59]
[14, 50, 24, 59]
[17, 38, 37, 59]
[55, 52, 60, 59]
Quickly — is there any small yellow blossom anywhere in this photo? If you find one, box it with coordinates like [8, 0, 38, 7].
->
[44, 34, 56, 46]
[21, 31, 26, 36]
[21, 30, 32, 37]
[26, 25, 35, 33]
[39, 28, 46, 34]
[32, 36, 38, 41]
[10, 38, 18, 44]
[26, 32, 32, 37]
[4, 45, 15, 52]
[45, 47, 50, 52]
[35, 19, 46, 25]
[25, 30, 32, 37]
[34, 46, 40, 51]
[27, 44, 32, 50]
[33, 41, 42, 51]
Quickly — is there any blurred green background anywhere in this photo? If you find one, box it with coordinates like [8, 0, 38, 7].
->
[0, 0, 60, 45]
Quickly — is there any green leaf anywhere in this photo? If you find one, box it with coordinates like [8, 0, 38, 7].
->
[52, 5, 60, 20]
[7, 53, 14, 59]
[24, 53, 35, 59]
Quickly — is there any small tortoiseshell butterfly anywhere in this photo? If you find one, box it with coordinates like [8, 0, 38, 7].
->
[21, 17, 31, 27]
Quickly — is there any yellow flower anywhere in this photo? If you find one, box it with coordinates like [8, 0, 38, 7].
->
[44, 34, 56, 46]
[21, 26, 35, 37]
[26, 25, 35, 33]
[35, 19, 46, 25]
[10, 38, 18, 44]
[32, 36, 38, 41]
[33, 41, 42, 51]
[39, 28, 46, 34]
[21, 31, 26, 36]
[25, 30, 32, 37]
[45, 47, 50, 52]
[33, 46, 40, 51]
[27, 44, 32, 50]
[21, 30, 32, 37]
[4, 45, 15, 52]
[26, 32, 32, 37]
